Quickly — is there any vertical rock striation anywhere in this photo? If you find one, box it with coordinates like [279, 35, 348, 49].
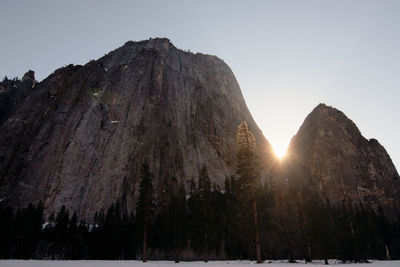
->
[286, 104, 400, 217]
[0, 38, 272, 219]
[1, 39, 398, 221]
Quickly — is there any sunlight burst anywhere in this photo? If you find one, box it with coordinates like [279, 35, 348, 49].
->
[272, 144, 288, 159]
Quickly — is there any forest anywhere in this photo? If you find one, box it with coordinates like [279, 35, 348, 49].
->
[1, 174, 399, 262]
[0, 122, 399, 263]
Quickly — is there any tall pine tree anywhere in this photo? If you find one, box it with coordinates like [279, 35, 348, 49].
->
[236, 121, 262, 263]
[136, 162, 155, 262]
[170, 185, 187, 262]
[198, 165, 212, 262]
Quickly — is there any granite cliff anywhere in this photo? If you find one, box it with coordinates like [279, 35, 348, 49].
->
[0, 39, 399, 220]
[286, 104, 400, 217]
[0, 38, 272, 219]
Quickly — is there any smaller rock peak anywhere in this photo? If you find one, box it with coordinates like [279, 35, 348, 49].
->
[22, 70, 35, 82]
[311, 103, 344, 118]
[313, 103, 336, 112]
[123, 38, 173, 51]
[21, 70, 37, 88]
[303, 103, 362, 138]
[144, 38, 173, 51]
[368, 138, 380, 146]
[124, 37, 171, 45]
[147, 37, 171, 43]
[123, 40, 134, 46]
[316, 103, 328, 109]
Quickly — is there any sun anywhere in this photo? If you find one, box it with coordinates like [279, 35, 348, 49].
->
[272, 143, 288, 159]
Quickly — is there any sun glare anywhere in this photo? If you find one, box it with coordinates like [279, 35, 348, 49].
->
[273, 144, 288, 159]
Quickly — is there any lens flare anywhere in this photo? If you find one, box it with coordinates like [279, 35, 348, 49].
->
[272, 144, 288, 159]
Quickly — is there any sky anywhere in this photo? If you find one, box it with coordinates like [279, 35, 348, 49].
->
[0, 0, 399, 169]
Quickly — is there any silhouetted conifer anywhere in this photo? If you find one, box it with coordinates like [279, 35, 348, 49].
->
[236, 121, 262, 263]
[136, 162, 155, 262]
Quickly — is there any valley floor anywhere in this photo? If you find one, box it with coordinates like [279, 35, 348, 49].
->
[0, 260, 398, 267]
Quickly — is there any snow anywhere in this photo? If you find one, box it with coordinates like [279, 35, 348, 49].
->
[41, 221, 54, 230]
[0, 260, 398, 267]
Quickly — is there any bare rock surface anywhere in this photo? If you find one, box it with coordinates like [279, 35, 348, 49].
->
[286, 104, 400, 217]
[0, 38, 272, 219]
[1, 40, 398, 220]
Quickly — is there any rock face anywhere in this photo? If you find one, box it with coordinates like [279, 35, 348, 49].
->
[0, 71, 36, 124]
[286, 104, 400, 217]
[0, 38, 272, 219]
[1, 39, 398, 221]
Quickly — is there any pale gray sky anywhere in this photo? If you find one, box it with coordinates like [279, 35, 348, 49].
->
[1, 0, 399, 169]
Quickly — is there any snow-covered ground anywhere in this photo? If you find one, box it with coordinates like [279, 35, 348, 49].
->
[0, 260, 398, 267]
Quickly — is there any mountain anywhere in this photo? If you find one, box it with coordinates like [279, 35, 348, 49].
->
[2, 39, 400, 261]
[0, 38, 273, 219]
[286, 103, 400, 217]
[1, 39, 398, 221]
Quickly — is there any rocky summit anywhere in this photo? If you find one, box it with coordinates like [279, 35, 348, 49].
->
[286, 104, 400, 218]
[0, 38, 272, 219]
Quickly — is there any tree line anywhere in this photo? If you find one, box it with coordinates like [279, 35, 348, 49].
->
[0, 121, 399, 262]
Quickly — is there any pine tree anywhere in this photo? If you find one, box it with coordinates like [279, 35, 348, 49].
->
[169, 185, 187, 262]
[236, 121, 262, 263]
[69, 211, 82, 259]
[198, 165, 212, 262]
[55, 204, 70, 251]
[136, 162, 155, 262]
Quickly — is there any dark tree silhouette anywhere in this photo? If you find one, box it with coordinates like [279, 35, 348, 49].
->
[236, 121, 262, 263]
[136, 162, 155, 262]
